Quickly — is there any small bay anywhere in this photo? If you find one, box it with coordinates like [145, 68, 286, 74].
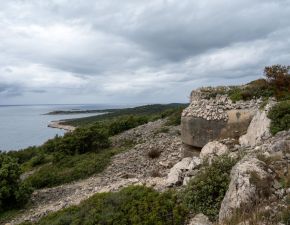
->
[0, 104, 113, 151]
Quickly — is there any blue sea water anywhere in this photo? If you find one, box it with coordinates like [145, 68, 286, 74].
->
[0, 104, 115, 151]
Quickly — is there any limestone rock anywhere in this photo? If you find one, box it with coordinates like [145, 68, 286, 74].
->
[200, 141, 229, 163]
[219, 157, 269, 222]
[166, 157, 192, 186]
[239, 104, 273, 147]
[188, 156, 202, 170]
[188, 213, 212, 225]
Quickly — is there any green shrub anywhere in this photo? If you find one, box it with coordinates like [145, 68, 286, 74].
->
[182, 156, 237, 221]
[25, 149, 117, 188]
[108, 115, 148, 135]
[268, 100, 290, 134]
[147, 149, 161, 159]
[42, 126, 110, 156]
[228, 88, 243, 102]
[7, 146, 42, 164]
[227, 79, 274, 102]
[165, 107, 184, 126]
[0, 154, 32, 212]
[25, 186, 188, 225]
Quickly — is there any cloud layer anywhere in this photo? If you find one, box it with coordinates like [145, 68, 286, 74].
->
[1, 0, 290, 104]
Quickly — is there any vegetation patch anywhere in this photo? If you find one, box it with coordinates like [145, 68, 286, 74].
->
[24, 148, 125, 189]
[63, 103, 188, 127]
[0, 154, 32, 213]
[182, 156, 237, 221]
[268, 100, 290, 134]
[21, 186, 188, 225]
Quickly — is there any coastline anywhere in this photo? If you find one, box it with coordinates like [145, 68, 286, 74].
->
[48, 121, 76, 132]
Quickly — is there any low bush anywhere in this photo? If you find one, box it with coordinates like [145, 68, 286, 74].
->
[268, 100, 290, 134]
[108, 115, 148, 135]
[165, 107, 184, 126]
[23, 186, 188, 225]
[25, 148, 124, 189]
[182, 156, 237, 221]
[7, 146, 42, 165]
[227, 79, 274, 103]
[42, 125, 110, 156]
[147, 149, 161, 159]
[0, 154, 32, 212]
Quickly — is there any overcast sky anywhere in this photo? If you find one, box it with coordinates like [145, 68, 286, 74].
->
[0, 0, 290, 105]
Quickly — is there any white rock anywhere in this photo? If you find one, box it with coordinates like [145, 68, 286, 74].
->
[188, 156, 202, 170]
[200, 141, 229, 163]
[219, 157, 269, 222]
[166, 157, 192, 186]
[188, 213, 212, 225]
[239, 104, 273, 147]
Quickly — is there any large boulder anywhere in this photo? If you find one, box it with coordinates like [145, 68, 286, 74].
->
[239, 102, 274, 147]
[200, 141, 228, 163]
[218, 157, 270, 222]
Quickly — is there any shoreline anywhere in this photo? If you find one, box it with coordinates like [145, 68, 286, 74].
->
[48, 121, 76, 132]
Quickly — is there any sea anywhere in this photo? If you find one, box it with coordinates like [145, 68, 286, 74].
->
[0, 104, 119, 152]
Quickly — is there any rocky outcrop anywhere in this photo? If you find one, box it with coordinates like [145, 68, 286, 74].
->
[218, 157, 270, 222]
[188, 213, 212, 225]
[200, 141, 228, 163]
[239, 101, 275, 147]
[166, 157, 202, 186]
[166, 157, 192, 186]
[181, 89, 260, 148]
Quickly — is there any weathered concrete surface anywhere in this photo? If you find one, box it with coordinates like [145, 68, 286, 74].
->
[181, 109, 254, 148]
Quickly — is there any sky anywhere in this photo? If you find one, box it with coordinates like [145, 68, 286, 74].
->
[0, 0, 290, 105]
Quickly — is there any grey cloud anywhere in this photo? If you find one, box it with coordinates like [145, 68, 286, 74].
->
[0, 84, 22, 97]
[0, 0, 290, 104]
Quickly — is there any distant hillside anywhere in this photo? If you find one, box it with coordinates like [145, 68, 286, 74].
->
[62, 103, 188, 127]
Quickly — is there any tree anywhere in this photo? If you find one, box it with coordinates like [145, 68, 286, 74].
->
[0, 154, 32, 212]
[264, 65, 290, 99]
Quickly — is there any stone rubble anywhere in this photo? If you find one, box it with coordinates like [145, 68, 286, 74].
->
[182, 89, 262, 121]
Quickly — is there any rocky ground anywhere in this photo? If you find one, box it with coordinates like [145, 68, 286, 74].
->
[167, 100, 290, 225]
[9, 119, 184, 225]
[8, 100, 290, 225]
